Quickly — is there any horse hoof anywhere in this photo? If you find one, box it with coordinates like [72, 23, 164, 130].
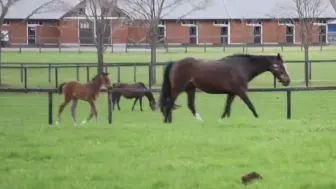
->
[55, 121, 60, 126]
[81, 120, 87, 125]
[74, 123, 78, 127]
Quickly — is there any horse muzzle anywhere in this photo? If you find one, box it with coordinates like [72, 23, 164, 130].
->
[279, 75, 290, 86]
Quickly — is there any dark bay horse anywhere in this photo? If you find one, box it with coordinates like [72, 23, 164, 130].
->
[158, 53, 291, 123]
[56, 72, 112, 126]
[111, 82, 156, 111]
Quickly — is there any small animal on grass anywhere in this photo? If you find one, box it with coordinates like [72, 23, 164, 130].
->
[110, 82, 157, 111]
[241, 171, 263, 185]
[158, 53, 291, 123]
[56, 72, 112, 126]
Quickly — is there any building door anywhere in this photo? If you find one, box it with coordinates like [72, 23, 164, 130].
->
[27, 26, 36, 45]
[286, 26, 294, 43]
[220, 27, 228, 44]
[79, 20, 94, 44]
[253, 26, 261, 44]
[103, 20, 112, 44]
[319, 25, 327, 43]
[157, 26, 165, 43]
[189, 26, 197, 44]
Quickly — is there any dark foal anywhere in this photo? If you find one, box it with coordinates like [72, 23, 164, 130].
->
[56, 72, 112, 126]
[111, 82, 156, 111]
[158, 53, 291, 123]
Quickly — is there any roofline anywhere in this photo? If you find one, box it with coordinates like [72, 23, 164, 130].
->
[162, 17, 336, 21]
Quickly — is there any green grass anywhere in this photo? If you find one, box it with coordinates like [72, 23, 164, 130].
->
[1, 91, 336, 189]
[1, 47, 336, 188]
[2, 46, 336, 88]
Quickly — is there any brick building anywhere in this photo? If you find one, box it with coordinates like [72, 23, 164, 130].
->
[2, 0, 336, 46]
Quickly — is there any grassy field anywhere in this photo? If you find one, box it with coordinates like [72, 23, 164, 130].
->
[1, 46, 336, 88]
[1, 91, 336, 189]
[1, 47, 336, 189]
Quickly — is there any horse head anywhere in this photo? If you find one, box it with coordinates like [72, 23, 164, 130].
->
[268, 53, 291, 86]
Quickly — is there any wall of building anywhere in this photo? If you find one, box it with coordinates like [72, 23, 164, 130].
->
[36, 21, 60, 44]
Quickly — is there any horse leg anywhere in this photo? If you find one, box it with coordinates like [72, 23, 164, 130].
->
[221, 94, 236, 119]
[56, 98, 70, 126]
[237, 90, 259, 118]
[132, 98, 138, 111]
[71, 98, 78, 126]
[139, 97, 143, 111]
[186, 87, 203, 121]
[117, 95, 121, 111]
[81, 101, 97, 125]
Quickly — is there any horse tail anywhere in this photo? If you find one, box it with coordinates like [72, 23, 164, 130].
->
[58, 82, 67, 94]
[159, 61, 174, 111]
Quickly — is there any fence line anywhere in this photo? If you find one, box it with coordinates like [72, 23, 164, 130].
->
[2, 42, 331, 53]
[1, 86, 336, 124]
[1, 60, 335, 89]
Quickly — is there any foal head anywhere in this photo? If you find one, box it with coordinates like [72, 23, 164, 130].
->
[267, 53, 291, 86]
[144, 90, 156, 111]
[92, 72, 112, 88]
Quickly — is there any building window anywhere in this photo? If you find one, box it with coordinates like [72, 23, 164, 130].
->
[28, 20, 43, 25]
[181, 20, 197, 26]
[3, 20, 10, 25]
[80, 22, 90, 29]
[214, 20, 228, 25]
[278, 20, 294, 26]
[246, 20, 261, 26]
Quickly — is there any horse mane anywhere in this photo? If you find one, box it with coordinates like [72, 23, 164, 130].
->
[221, 54, 279, 64]
[91, 72, 109, 81]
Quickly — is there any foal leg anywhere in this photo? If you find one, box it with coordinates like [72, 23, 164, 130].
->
[139, 97, 143, 111]
[132, 98, 138, 111]
[56, 98, 70, 126]
[237, 90, 259, 118]
[71, 98, 78, 126]
[81, 101, 97, 125]
[117, 95, 121, 111]
[186, 88, 203, 121]
[221, 94, 236, 119]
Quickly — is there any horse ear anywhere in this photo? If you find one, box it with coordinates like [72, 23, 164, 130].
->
[276, 53, 281, 60]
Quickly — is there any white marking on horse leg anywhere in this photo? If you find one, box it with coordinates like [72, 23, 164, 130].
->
[72, 118, 78, 126]
[55, 121, 60, 126]
[81, 120, 87, 125]
[195, 113, 203, 121]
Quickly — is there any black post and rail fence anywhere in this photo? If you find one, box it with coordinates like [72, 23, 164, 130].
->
[0, 59, 332, 89]
[1, 86, 336, 125]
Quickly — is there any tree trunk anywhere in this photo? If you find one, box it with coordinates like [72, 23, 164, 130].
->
[149, 26, 158, 88]
[97, 44, 104, 74]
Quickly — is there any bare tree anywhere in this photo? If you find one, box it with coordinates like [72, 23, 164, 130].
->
[118, 0, 211, 86]
[271, 0, 329, 87]
[0, 0, 60, 84]
[72, 0, 122, 74]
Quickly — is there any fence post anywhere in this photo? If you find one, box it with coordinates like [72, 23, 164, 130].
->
[286, 90, 292, 119]
[20, 64, 23, 82]
[273, 76, 277, 88]
[55, 67, 58, 88]
[48, 91, 53, 125]
[48, 64, 51, 83]
[117, 65, 120, 82]
[86, 66, 90, 81]
[76, 64, 79, 81]
[24, 67, 27, 90]
[108, 90, 113, 124]
[133, 64, 136, 82]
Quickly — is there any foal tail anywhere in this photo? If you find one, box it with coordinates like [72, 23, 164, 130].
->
[58, 82, 67, 94]
[159, 61, 174, 111]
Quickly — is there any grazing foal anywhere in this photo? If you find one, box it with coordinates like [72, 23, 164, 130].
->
[56, 72, 112, 126]
[111, 82, 156, 111]
[158, 53, 291, 123]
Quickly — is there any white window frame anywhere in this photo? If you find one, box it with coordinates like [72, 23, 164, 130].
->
[3, 20, 10, 25]
[314, 19, 327, 26]
[181, 20, 197, 26]
[213, 20, 229, 26]
[246, 20, 261, 26]
[28, 20, 43, 26]
[278, 20, 295, 26]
